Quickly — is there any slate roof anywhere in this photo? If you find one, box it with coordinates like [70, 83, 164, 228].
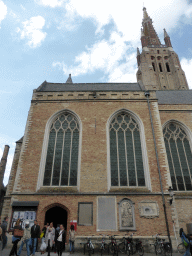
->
[156, 90, 192, 105]
[36, 81, 142, 92]
[36, 81, 192, 105]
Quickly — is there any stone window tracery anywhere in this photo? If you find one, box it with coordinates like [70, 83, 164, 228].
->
[163, 123, 192, 191]
[43, 113, 79, 186]
[109, 113, 145, 187]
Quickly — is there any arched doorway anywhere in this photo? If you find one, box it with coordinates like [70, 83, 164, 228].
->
[45, 206, 68, 230]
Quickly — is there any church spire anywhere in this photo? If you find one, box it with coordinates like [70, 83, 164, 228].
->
[164, 28, 172, 47]
[141, 7, 161, 47]
[66, 74, 73, 83]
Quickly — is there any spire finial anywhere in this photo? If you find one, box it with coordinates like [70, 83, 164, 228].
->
[66, 74, 73, 83]
[143, 7, 149, 19]
[137, 47, 140, 56]
[164, 28, 169, 38]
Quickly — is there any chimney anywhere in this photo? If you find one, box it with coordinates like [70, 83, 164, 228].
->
[0, 145, 10, 187]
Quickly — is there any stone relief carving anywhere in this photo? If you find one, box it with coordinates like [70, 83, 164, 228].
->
[118, 198, 136, 230]
[138, 200, 159, 218]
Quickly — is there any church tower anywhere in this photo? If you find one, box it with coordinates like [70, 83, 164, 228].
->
[136, 7, 189, 90]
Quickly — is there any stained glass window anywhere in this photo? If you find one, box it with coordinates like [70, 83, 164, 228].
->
[163, 123, 192, 191]
[109, 113, 145, 187]
[43, 113, 79, 186]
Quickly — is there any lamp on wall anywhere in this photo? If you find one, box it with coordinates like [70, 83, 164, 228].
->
[168, 186, 174, 205]
[93, 91, 97, 98]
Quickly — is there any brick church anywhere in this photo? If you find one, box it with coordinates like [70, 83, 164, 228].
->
[2, 8, 192, 249]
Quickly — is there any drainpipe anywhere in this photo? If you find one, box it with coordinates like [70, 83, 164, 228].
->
[145, 91, 172, 252]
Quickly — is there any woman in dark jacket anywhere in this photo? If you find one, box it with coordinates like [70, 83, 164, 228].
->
[9, 218, 23, 256]
[55, 224, 66, 256]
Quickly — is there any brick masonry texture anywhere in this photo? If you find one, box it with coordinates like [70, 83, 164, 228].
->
[2, 92, 175, 241]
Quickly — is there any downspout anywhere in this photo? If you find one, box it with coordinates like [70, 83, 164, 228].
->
[145, 91, 172, 251]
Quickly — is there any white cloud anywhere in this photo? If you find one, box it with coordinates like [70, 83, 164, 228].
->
[0, 0, 7, 27]
[35, 0, 66, 8]
[17, 16, 47, 48]
[51, 0, 192, 81]
[181, 58, 192, 89]
[53, 31, 136, 82]
[65, 0, 192, 44]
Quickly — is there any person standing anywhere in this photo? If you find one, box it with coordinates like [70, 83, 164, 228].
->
[1, 216, 8, 250]
[40, 223, 48, 254]
[17, 221, 31, 256]
[9, 218, 23, 256]
[55, 224, 65, 256]
[69, 225, 75, 254]
[31, 220, 40, 256]
[180, 228, 191, 256]
[45, 222, 55, 256]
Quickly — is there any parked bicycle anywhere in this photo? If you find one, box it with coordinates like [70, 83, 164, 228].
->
[108, 235, 118, 256]
[98, 234, 109, 255]
[118, 233, 144, 256]
[177, 242, 185, 254]
[83, 236, 95, 256]
[151, 233, 172, 256]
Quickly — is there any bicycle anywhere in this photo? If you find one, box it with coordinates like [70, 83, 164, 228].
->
[83, 236, 95, 256]
[108, 235, 118, 256]
[118, 233, 144, 256]
[177, 242, 185, 254]
[151, 233, 171, 256]
[98, 234, 109, 256]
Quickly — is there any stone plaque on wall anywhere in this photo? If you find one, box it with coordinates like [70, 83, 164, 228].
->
[138, 200, 159, 218]
[118, 198, 136, 230]
[78, 203, 93, 225]
[97, 196, 117, 231]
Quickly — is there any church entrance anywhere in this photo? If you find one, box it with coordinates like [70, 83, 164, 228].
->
[45, 206, 68, 230]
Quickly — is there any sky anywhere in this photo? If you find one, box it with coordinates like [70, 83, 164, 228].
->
[0, 0, 192, 186]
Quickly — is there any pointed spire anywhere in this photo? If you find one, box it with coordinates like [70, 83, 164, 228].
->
[137, 47, 140, 56]
[141, 7, 161, 47]
[164, 29, 172, 47]
[143, 7, 149, 20]
[164, 28, 169, 38]
[66, 74, 73, 83]
[137, 48, 141, 66]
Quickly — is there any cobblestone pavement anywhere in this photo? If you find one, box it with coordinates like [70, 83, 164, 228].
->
[0, 248, 182, 256]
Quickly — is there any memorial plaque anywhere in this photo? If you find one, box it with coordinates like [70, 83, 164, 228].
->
[97, 197, 117, 231]
[78, 203, 93, 226]
[138, 200, 159, 218]
[119, 198, 136, 230]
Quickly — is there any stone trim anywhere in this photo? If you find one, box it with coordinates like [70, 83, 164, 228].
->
[13, 105, 34, 193]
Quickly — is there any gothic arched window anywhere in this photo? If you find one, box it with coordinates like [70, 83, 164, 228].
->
[43, 113, 79, 186]
[109, 113, 145, 187]
[163, 123, 192, 191]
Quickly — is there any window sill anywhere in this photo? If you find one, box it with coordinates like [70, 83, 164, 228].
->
[109, 187, 150, 193]
[37, 186, 78, 193]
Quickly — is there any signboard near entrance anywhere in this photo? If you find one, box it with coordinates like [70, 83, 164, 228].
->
[70, 220, 77, 231]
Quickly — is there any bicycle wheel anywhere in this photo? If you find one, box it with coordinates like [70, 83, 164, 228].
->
[109, 244, 115, 254]
[126, 244, 131, 256]
[178, 243, 185, 254]
[118, 242, 126, 254]
[155, 244, 162, 255]
[100, 248, 103, 256]
[165, 247, 172, 256]
[137, 246, 144, 256]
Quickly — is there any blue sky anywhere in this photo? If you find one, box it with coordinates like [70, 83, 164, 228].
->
[1, 0, 192, 185]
